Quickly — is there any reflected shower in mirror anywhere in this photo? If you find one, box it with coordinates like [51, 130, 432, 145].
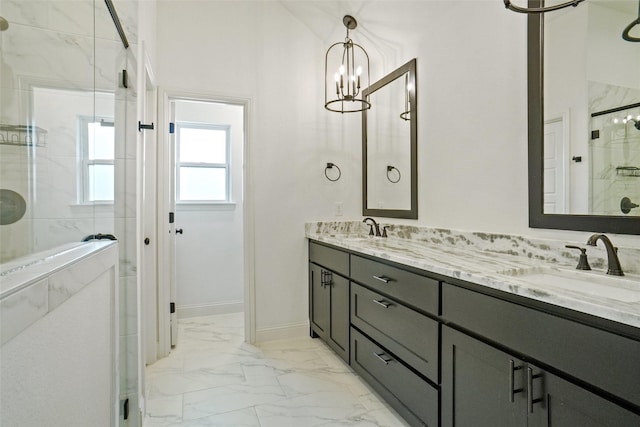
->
[528, 0, 640, 234]
[363, 59, 417, 219]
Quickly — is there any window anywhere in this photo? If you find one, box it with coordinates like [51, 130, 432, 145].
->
[176, 123, 231, 202]
[79, 116, 115, 203]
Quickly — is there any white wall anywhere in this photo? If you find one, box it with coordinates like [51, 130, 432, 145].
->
[156, 1, 640, 339]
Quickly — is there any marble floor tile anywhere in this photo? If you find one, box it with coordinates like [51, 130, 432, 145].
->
[144, 313, 409, 427]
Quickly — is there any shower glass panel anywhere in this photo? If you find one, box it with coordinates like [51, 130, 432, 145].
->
[1, 0, 139, 423]
[0, 0, 121, 263]
[590, 104, 640, 216]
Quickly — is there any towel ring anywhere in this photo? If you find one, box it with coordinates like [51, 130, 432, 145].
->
[386, 165, 401, 183]
[325, 162, 342, 182]
[622, 2, 640, 43]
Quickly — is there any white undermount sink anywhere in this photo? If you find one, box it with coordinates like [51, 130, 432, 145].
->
[500, 266, 640, 303]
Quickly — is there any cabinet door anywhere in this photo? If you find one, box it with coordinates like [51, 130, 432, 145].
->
[442, 326, 527, 427]
[309, 263, 329, 339]
[527, 365, 640, 427]
[328, 273, 349, 361]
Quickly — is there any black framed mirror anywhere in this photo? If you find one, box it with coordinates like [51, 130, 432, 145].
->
[528, 2, 640, 235]
[362, 58, 417, 219]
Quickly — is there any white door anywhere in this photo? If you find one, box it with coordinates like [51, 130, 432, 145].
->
[543, 118, 567, 214]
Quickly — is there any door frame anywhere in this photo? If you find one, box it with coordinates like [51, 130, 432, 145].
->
[156, 88, 256, 353]
[136, 42, 157, 420]
[543, 111, 571, 214]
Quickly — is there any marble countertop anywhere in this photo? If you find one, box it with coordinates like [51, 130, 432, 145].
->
[306, 224, 640, 330]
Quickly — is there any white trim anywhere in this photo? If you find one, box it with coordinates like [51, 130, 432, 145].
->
[137, 41, 157, 422]
[177, 301, 244, 319]
[176, 202, 237, 211]
[255, 322, 310, 343]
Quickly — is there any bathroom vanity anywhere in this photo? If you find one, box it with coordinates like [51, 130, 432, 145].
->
[307, 223, 640, 427]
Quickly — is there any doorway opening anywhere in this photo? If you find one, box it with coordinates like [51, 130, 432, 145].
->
[153, 91, 254, 363]
[173, 99, 245, 320]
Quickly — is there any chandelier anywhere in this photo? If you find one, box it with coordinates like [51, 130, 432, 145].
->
[324, 15, 371, 113]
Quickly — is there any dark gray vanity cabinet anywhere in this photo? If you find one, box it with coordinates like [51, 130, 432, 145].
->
[351, 327, 438, 427]
[309, 242, 350, 362]
[350, 254, 440, 427]
[441, 283, 640, 427]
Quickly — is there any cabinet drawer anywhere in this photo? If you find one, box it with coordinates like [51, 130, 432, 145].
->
[351, 327, 439, 427]
[309, 242, 349, 277]
[442, 283, 640, 408]
[351, 255, 439, 315]
[351, 283, 438, 382]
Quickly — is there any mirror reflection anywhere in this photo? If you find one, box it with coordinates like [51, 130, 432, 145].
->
[363, 58, 417, 219]
[543, 1, 640, 217]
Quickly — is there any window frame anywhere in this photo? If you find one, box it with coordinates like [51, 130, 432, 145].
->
[78, 115, 115, 204]
[175, 122, 231, 203]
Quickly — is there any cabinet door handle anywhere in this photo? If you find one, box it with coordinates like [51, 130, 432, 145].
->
[321, 270, 332, 287]
[509, 359, 524, 403]
[373, 299, 391, 308]
[373, 275, 393, 283]
[373, 352, 393, 365]
[527, 367, 544, 413]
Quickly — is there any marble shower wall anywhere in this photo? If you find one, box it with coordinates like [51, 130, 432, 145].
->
[0, 1, 140, 425]
[589, 82, 640, 216]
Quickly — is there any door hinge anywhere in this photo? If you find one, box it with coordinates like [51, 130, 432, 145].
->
[170, 302, 176, 314]
[122, 398, 129, 420]
[169, 212, 175, 224]
[121, 69, 128, 88]
[591, 130, 600, 140]
[169, 122, 175, 134]
[138, 121, 155, 132]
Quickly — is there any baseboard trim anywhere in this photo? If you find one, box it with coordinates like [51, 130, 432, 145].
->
[176, 301, 244, 319]
[255, 321, 309, 343]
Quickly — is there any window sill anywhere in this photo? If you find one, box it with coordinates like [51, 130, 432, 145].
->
[176, 202, 237, 211]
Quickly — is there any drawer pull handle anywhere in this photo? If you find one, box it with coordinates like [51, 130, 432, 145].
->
[527, 367, 544, 413]
[373, 275, 393, 283]
[509, 359, 524, 403]
[373, 352, 393, 365]
[373, 299, 391, 308]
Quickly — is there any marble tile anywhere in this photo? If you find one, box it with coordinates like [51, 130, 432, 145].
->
[145, 313, 408, 427]
[144, 395, 183, 426]
[0, 278, 48, 345]
[48, 244, 118, 310]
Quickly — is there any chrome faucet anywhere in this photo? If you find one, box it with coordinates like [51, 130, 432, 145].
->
[363, 217, 381, 237]
[586, 234, 624, 276]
